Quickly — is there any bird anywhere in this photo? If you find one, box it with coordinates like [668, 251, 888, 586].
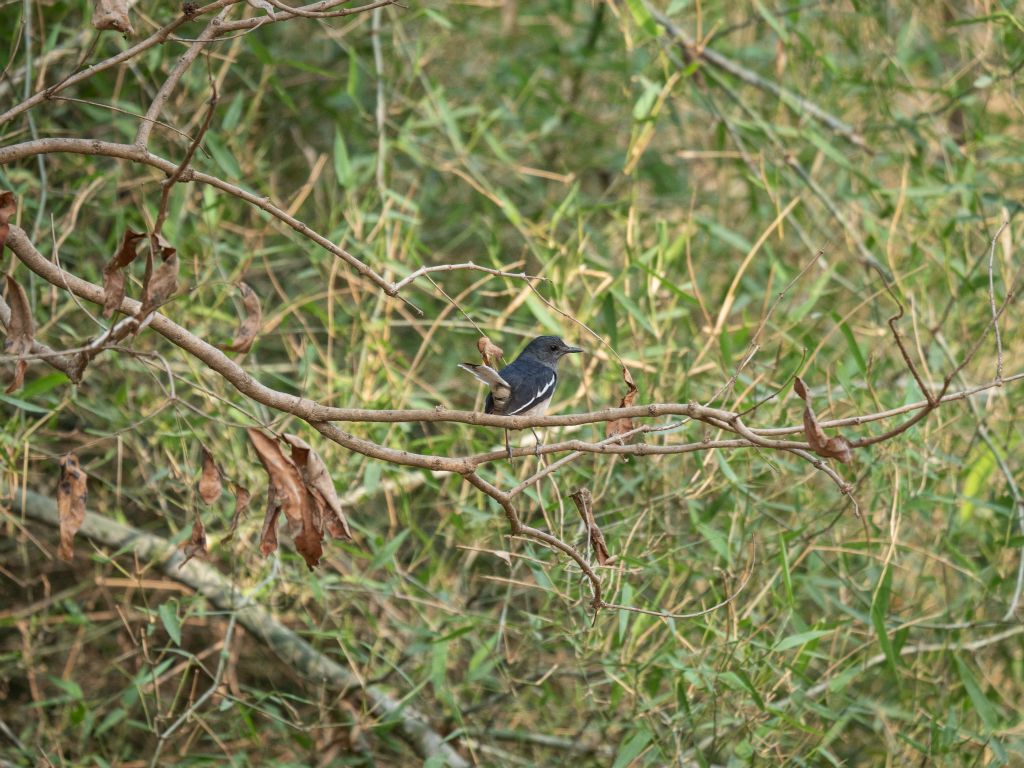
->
[459, 335, 583, 459]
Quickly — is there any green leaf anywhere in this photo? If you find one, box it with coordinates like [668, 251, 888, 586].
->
[370, 529, 411, 571]
[159, 601, 182, 646]
[613, 727, 653, 768]
[204, 134, 242, 178]
[524, 292, 564, 334]
[0, 393, 51, 413]
[833, 313, 868, 378]
[775, 629, 832, 651]
[624, 0, 657, 36]
[632, 78, 661, 122]
[19, 372, 69, 398]
[334, 130, 354, 188]
[959, 447, 995, 521]
[954, 656, 999, 730]
[870, 567, 898, 677]
[779, 534, 794, 607]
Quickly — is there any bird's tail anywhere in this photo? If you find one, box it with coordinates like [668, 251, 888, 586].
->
[458, 363, 510, 389]
[458, 362, 513, 413]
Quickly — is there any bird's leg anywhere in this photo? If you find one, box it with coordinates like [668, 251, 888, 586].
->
[531, 427, 542, 457]
[505, 429, 513, 461]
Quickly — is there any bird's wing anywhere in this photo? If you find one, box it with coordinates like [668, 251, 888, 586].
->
[459, 363, 512, 412]
[498, 358, 558, 416]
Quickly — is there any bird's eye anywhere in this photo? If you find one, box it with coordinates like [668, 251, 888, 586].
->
[550, 344, 558, 351]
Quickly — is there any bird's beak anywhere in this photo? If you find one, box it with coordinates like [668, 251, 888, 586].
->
[563, 346, 583, 355]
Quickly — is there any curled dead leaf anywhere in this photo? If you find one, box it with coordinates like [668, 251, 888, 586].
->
[102, 229, 145, 318]
[259, 486, 281, 557]
[283, 433, 354, 542]
[221, 282, 262, 354]
[571, 487, 612, 566]
[4, 275, 34, 394]
[179, 516, 207, 568]
[247, 428, 325, 568]
[621, 366, 637, 406]
[606, 366, 639, 442]
[57, 454, 88, 562]
[138, 246, 178, 320]
[247, 428, 305, 531]
[152, 233, 176, 262]
[198, 445, 222, 504]
[477, 336, 503, 367]
[227, 483, 251, 538]
[794, 376, 854, 463]
[92, 0, 135, 34]
[0, 191, 15, 260]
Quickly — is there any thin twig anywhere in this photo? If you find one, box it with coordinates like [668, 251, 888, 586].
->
[987, 219, 1008, 382]
[262, 0, 396, 19]
[392, 262, 548, 294]
[153, 84, 219, 236]
[134, 7, 231, 149]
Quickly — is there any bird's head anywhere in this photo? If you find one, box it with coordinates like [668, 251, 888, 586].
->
[521, 335, 583, 366]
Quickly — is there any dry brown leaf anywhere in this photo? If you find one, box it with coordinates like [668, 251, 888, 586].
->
[294, 522, 324, 569]
[4, 275, 34, 394]
[57, 454, 88, 562]
[570, 487, 613, 566]
[247, 428, 324, 568]
[3, 276, 33, 355]
[139, 248, 178, 319]
[179, 516, 207, 567]
[221, 282, 262, 354]
[227, 482, 251, 538]
[152, 233, 176, 261]
[606, 366, 639, 441]
[101, 229, 145, 318]
[198, 445, 222, 504]
[0, 191, 15, 261]
[283, 433, 354, 542]
[247, 429, 306, 530]
[259, 486, 281, 557]
[477, 336, 503, 367]
[794, 376, 854, 463]
[7, 360, 26, 394]
[92, 0, 134, 34]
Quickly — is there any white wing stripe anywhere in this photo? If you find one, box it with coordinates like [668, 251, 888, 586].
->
[509, 374, 555, 415]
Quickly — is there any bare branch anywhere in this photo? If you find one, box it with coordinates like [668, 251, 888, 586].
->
[153, 85, 219, 236]
[134, 8, 231, 149]
[391, 262, 547, 294]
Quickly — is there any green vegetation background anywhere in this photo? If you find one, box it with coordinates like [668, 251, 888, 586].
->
[1, 0, 1023, 765]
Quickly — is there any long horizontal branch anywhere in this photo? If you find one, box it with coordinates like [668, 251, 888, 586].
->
[8, 225, 1018, 469]
[8, 489, 469, 767]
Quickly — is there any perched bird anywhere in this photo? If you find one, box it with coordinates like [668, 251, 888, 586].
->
[459, 335, 583, 458]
